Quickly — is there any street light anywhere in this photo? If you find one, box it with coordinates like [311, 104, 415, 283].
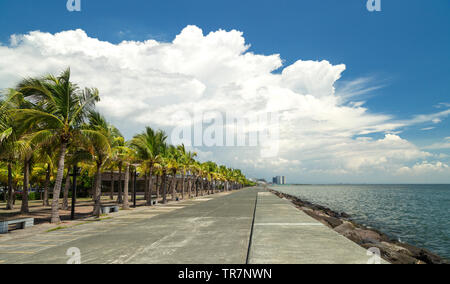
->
[70, 164, 81, 220]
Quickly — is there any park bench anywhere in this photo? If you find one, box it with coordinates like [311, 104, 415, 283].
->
[100, 205, 119, 214]
[0, 218, 34, 234]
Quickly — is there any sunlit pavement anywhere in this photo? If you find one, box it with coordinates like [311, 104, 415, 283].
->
[0, 187, 385, 264]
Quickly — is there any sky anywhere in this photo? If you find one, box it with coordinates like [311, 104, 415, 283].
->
[0, 0, 449, 183]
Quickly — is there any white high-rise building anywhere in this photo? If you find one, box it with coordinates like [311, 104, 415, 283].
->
[272, 176, 286, 185]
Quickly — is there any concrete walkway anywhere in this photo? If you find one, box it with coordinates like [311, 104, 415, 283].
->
[248, 191, 387, 264]
[0, 187, 385, 264]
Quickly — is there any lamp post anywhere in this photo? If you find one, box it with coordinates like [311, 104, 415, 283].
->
[70, 164, 81, 220]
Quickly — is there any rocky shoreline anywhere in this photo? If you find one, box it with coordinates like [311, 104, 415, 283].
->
[269, 189, 448, 264]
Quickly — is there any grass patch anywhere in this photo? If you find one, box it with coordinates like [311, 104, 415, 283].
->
[46, 216, 113, 232]
[46, 226, 68, 232]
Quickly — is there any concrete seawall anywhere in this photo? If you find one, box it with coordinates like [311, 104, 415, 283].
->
[0, 187, 386, 264]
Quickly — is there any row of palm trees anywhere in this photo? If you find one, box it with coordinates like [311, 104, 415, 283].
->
[0, 68, 253, 223]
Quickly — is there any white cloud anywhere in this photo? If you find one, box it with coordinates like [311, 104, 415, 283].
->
[397, 161, 449, 175]
[1, 26, 449, 183]
[400, 109, 450, 126]
[432, 118, 442, 124]
[434, 102, 450, 109]
[423, 138, 450, 150]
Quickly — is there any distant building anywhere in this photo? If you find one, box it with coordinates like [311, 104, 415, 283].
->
[272, 176, 286, 185]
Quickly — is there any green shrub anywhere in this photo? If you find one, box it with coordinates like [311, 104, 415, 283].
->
[28, 192, 40, 201]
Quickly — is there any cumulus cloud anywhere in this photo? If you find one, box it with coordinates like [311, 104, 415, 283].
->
[0, 26, 449, 182]
[423, 138, 450, 150]
[397, 161, 449, 174]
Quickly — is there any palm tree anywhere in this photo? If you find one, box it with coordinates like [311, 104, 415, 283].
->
[177, 144, 197, 200]
[14, 68, 100, 223]
[0, 162, 22, 207]
[156, 143, 170, 204]
[130, 128, 167, 206]
[35, 144, 56, 206]
[0, 89, 31, 210]
[110, 136, 126, 204]
[203, 161, 219, 195]
[85, 111, 113, 217]
[19, 137, 34, 213]
[167, 145, 181, 201]
[189, 161, 202, 197]
[219, 165, 229, 191]
[115, 143, 135, 210]
[62, 146, 92, 210]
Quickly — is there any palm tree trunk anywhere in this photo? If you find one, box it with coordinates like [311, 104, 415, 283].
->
[12, 184, 17, 205]
[181, 174, 186, 200]
[122, 163, 130, 209]
[187, 177, 191, 199]
[51, 142, 67, 223]
[110, 168, 114, 200]
[162, 172, 167, 204]
[21, 158, 30, 214]
[144, 172, 148, 202]
[131, 169, 135, 204]
[43, 164, 50, 206]
[171, 173, 177, 201]
[201, 179, 205, 196]
[195, 177, 199, 197]
[146, 166, 153, 206]
[167, 179, 172, 197]
[62, 169, 71, 210]
[93, 163, 102, 217]
[117, 162, 123, 204]
[156, 175, 160, 200]
[6, 163, 13, 210]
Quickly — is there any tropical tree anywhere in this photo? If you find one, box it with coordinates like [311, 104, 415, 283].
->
[130, 127, 167, 205]
[155, 143, 170, 204]
[84, 111, 114, 216]
[177, 144, 197, 199]
[219, 165, 229, 191]
[0, 162, 22, 208]
[110, 136, 126, 204]
[14, 68, 100, 223]
[0, 89, 32, 210]
[167, 145, 181, 201]
[19, 137, 34, 213]
[62, 146, 92, 210]
[35, 143, 57, 206]
[113, 142, 136, 209]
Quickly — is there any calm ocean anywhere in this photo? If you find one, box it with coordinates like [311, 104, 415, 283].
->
[271, 184, 450, 259]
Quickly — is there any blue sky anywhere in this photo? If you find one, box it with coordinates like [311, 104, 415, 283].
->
[0, 0, 449, 182]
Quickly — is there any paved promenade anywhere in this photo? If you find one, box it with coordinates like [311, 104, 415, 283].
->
[248, 191, 386, 264]
[0, 187, 386, 264]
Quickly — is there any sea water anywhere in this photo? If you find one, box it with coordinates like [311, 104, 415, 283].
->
[271, 184, 450, 259]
